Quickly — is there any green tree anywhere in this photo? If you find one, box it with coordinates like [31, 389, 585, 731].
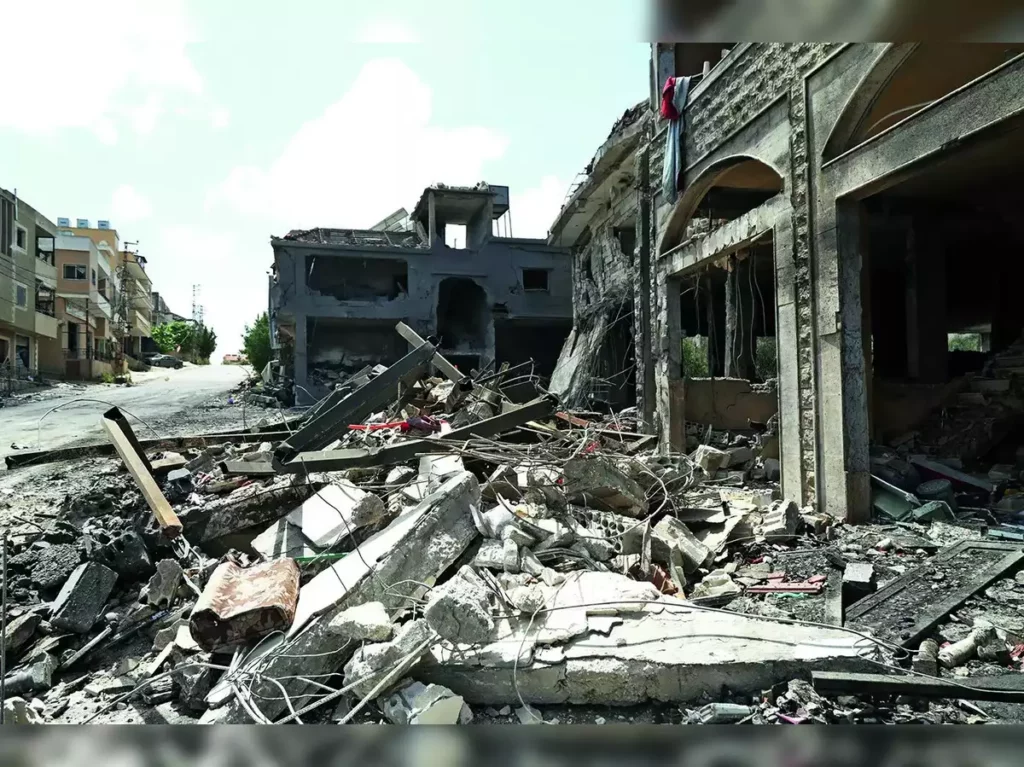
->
[195, 324, 217, 363]
[681, 337, 709, 377]
[242, 312, 272, 374]
[948, 333, 981, 352]
[151, 321, 194, 355]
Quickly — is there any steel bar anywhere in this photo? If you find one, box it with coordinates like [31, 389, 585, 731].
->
[395, 321, 464, 382]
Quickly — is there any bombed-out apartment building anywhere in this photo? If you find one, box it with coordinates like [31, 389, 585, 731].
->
[548, 43, 1024, 523]
[269, 183, 572, 404]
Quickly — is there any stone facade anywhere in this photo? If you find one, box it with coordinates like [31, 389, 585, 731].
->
[647, 43, 1024, 521]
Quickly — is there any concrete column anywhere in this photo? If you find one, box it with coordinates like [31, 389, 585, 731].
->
[427, 192, 437, 247]
[904, 219, 947, 383]
[638, 144, 655, 429]
[836, 200, 871, 523]
[654, 44, 676, 106]
[665, 276, 682, 380]
[293, 314, 309, 406]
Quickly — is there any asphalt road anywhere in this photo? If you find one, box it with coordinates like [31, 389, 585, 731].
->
[0, 363, 249, 460]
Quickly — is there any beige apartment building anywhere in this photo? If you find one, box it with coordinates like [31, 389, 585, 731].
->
[51, 226, 120, 379]
[0, 186, 59, 381]
[60, 221, 154, 363]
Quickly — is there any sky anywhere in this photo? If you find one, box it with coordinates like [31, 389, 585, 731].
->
[0, 1, 651, 359]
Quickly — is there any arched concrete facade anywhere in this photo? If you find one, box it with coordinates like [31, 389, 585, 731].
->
[647, 43, 1024, 521]
[656, 154, 786, 259]
[653, 87, 808, 506]
[811, 46, 1024, 522]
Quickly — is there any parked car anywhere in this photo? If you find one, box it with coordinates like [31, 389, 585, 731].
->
[149, 354, 183, 369]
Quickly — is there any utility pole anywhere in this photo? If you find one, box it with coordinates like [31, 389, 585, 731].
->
[114, 241, 139, 374]
[191, 283, 204, 363]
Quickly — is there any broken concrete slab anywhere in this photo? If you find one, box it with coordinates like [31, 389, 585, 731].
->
[562, 457, 648, 517]
[693, 445, 728, 474]
[758, 499, 800, 542]
[842, 562, 876, 603]
[420, 454, 466, 494]
[327, 601, 393, 643]
[2, 654, 57, 697]
[285, 481, 386, 549]
[424, 566, 495, 645]
[723, 446, 754, 468]
[2, 612, 41, 657]
[416, 571, 876, 706]
[206, 470, 481, 723]
[50, 562, 118, 634]
[251, 519, 320, 561]
[381, 680, 472, 725]
[183, 477, 316, 544]
[690, 570, 742, 600]
[3, 696, 42, 725]
[146, 559, 184, 610]
[344, 619, 433, 699]
[650, 517, 712, 574]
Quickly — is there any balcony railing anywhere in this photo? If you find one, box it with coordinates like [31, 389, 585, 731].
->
[63, 347, 115, 362]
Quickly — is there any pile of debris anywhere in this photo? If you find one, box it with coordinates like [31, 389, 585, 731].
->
[7, 322, 1024, 726]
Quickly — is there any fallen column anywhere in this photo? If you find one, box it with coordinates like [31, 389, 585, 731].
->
[203, 470, 481, 723]
[415, 571, 878, 706]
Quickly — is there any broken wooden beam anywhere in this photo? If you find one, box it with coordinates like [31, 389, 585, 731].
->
[395, 321, 465, 383]
[812, 670, 1024, 703]
[102, 407, 182, 538]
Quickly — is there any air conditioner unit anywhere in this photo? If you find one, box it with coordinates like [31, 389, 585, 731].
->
[57, 217, 70, 227]
[76, 219, 90, 228]
[98, 220, 110, 230]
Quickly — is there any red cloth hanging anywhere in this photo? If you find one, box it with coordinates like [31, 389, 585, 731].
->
[660, 76, 680, 121]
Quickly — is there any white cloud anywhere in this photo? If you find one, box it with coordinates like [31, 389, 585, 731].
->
[356, 18, 421, 43]
[111, 184, 153, 222]
[0, 0, 202, 140]
[126, 94, 165, 136]
[507, 175, 572, 239]
[210, 107, 231, 130]
[206, 58, 508, 229]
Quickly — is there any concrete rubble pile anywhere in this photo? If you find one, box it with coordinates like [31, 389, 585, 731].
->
[6, 322, 1024, 726]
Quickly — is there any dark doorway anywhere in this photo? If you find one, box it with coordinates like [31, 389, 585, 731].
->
[436, 277, 489, 371]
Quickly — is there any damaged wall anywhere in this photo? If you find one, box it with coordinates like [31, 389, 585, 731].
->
[682, 377, 778, 432]
[650, 42, 1024, 522]
[549, 108, 650, 410]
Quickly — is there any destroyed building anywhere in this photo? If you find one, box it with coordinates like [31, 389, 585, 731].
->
[548, 103, 649, 411]
[269, 183, 572, 404]
[14, 43, 1024, 730]
[552, 43, 1024, 523]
